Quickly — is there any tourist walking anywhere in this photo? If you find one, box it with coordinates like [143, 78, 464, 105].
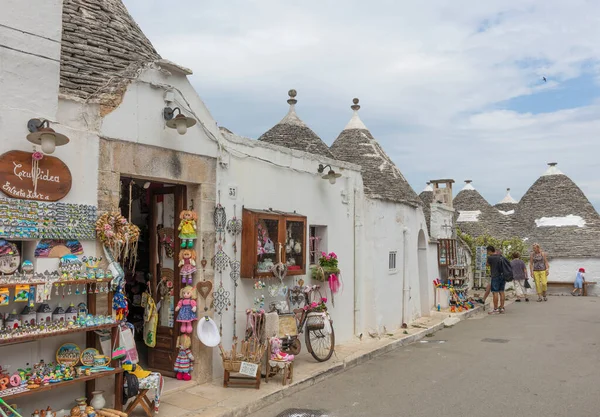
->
[529, 243, 549, 302]
[572, 268, 585, 296]
[486, 245, 506, 314]
[511, 252, 529, 302]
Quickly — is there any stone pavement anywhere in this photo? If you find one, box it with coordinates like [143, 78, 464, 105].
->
[130, 305, 483, 417]
[251, 296, 600, 417]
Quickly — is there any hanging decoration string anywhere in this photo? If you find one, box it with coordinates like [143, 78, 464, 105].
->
[31, 148, 43, 196]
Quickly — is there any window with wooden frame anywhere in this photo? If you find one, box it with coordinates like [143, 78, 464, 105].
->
[241, 209, 307, 278]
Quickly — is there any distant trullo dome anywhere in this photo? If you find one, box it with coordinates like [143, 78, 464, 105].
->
[518, 163, 600, 258]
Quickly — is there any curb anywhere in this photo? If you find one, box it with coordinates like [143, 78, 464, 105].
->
[220, 305, 483, 417]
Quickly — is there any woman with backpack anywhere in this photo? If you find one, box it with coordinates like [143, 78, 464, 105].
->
[530, 243, 550, 302]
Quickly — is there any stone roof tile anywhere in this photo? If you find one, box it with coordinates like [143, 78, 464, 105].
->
[60, 0, 160, 99]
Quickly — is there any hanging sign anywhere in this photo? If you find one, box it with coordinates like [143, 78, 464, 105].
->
[0, 150, 72, 201]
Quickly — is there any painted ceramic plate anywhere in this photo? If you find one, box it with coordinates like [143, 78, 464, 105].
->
[56, 343, 81, 366]
[80, 348, 99, 366]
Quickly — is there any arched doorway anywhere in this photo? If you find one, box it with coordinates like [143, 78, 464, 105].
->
[417, 229, 430, 316]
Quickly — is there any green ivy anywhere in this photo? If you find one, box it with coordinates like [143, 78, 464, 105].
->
[457, 229, 529, 271]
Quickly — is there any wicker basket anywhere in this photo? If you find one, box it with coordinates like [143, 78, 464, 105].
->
[306, 312, 326, 331]
[222, 359, 261, 372]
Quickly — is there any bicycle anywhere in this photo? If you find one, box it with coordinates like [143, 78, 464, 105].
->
[272, 285, 335, 362]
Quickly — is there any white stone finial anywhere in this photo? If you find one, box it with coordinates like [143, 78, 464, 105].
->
[279, 89, 306, 126]
[498, 188, 518, 204]
[343, 97, 368, 131]
[462, 180, 475, 191]
[423, 182, 433, 192]
[542, 162, 563, 176]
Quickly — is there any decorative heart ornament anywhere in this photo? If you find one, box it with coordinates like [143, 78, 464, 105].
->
[196, 280, 213, 300]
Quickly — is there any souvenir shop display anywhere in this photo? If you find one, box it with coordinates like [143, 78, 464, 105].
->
[0, 197, 96, 240]
[173, 335, 194, 381]
[433, 279, 474, 312]
[178, 250, 196, 285]
[95, 212, 140, 268]
[141, 292, 157, 348]
[175, 286, 197, 334]
[212, 200, 231, 334]
[196, 316, 220, 347]
[241, 209, 307, 278]
[34, 240, 84, 258]
[265, 336, 294, 386]
[228, 205, 242, 337]
[177, 210, 197, 249]
[218, 337, 266, 389]
[0, 240, 20, 275]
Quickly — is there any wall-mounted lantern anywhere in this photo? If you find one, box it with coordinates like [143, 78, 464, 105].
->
[26, 119, 70, 154]
[317, 164, 342, 185]
[163, 107, 197, 135]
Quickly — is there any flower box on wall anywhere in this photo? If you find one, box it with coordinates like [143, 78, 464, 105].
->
[241, 209, 307, 278]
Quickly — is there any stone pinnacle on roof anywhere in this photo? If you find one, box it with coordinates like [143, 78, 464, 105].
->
[422, 182, 433, 193]
[542, 162, 564, 176]
[343, 98, 369, 130]
[258, 90, 334, 158]
[462, 180, 475, 191]
[498, 188, 518, 204]
[330, 98, 419, 205]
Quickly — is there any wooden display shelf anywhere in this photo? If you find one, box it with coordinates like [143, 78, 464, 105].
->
[0, 323, 118, 346]
[0, 278, 112, 288]
[0, 369, 123, 402]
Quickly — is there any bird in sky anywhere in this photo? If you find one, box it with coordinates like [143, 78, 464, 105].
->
[542, 76, 547, 82]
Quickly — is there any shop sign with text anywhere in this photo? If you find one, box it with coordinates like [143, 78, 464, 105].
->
[0, 150, 72, 201]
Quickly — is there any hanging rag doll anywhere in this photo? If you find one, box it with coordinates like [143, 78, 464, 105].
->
[178, 249, 197, 285]
[174, 334, 194, 381]
[175, 286, 198, 333]
[178, 210, 198, 249]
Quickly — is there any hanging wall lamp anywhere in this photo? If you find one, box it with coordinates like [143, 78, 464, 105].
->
[163, 107, 197, 135]
[26, 119, 70, 154]
[317, 164, 342, 185]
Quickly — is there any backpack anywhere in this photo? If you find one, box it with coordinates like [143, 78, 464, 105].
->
[500, 257, 513, 282]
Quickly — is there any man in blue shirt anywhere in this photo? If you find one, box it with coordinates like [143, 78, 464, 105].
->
[486, 245, 506, 314]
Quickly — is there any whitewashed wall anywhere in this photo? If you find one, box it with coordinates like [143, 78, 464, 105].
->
[359, 199, 434, 333]
[214, 131, 362, 371]
[430, 203, 454, 240]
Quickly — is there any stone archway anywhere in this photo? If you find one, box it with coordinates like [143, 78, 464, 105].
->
[417, 229, 430, 316]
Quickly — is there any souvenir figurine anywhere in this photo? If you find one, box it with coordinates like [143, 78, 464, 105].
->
[177, 210, 197, 249]
[21, 260, 34, 275]
[270, 336, 294, 362]
[178, 249, 197, 285]
[174, 334, 194, 381]
[175, 286, 197, 334]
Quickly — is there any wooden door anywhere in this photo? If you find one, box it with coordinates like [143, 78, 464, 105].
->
[147, 185, 186, 376]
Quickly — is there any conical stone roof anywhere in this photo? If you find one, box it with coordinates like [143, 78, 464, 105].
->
[518, 163, 600, 258]
[60, 0, 161, 98]
[258, 90, 334, 158]
[330, 99, 419, 205]
[454, 181, 509, 238]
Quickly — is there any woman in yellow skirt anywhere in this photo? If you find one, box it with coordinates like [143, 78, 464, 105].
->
[529, 243, 549, 302]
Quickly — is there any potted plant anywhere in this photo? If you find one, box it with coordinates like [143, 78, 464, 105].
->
[311, 252, 340, 282]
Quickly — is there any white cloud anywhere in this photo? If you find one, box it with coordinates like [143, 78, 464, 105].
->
[124, 0, 600, 209]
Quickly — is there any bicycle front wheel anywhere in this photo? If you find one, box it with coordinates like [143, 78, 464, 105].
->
[305, 317, 335, 362]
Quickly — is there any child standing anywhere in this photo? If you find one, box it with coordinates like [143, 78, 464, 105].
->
[572, 268, 585, 296]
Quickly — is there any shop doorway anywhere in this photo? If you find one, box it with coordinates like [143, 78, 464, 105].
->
[120, 177, 186, 377]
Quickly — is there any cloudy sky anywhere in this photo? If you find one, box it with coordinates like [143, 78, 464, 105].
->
[124, 0, 600, 209]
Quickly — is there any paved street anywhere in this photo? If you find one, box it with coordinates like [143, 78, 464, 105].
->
[251, 297, 600, 417]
